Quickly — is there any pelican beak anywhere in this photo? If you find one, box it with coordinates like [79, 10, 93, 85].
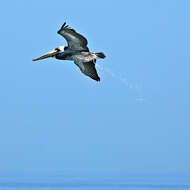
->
[32, 50, 59, 61]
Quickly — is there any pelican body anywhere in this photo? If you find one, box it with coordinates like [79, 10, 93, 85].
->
[33, 22, 106, 81]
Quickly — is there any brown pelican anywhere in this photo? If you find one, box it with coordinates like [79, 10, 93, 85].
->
[33, 22, 106, 81]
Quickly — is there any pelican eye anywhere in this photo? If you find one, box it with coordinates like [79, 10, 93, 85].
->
[55, 48, 60, 51]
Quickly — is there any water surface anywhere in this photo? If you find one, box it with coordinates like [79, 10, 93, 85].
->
[0, 173, 189, 190]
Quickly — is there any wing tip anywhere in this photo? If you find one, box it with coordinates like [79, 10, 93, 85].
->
[57, 22, 77, 34]
[96, 76, 100, 82]
[57, 22, 67, 34]
[92, 75, 100, 82]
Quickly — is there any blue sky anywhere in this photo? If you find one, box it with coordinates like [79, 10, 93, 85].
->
[0, 0, 190, 175]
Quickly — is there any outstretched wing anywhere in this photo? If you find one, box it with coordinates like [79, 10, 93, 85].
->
[74, 60, 100, 81]
[57, 22, 89, 51]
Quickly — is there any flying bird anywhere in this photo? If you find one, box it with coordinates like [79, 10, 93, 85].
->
[33, 22, 106, 81]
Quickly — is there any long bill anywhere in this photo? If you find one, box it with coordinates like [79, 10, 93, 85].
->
[32, 50, 59, 61]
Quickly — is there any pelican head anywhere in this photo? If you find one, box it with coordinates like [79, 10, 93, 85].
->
[32, 46, 66, 61]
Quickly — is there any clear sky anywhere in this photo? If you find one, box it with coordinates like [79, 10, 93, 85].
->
[0, 0, 189, 175]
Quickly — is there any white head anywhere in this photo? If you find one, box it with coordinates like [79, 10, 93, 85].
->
[55, 46, 65, 53]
